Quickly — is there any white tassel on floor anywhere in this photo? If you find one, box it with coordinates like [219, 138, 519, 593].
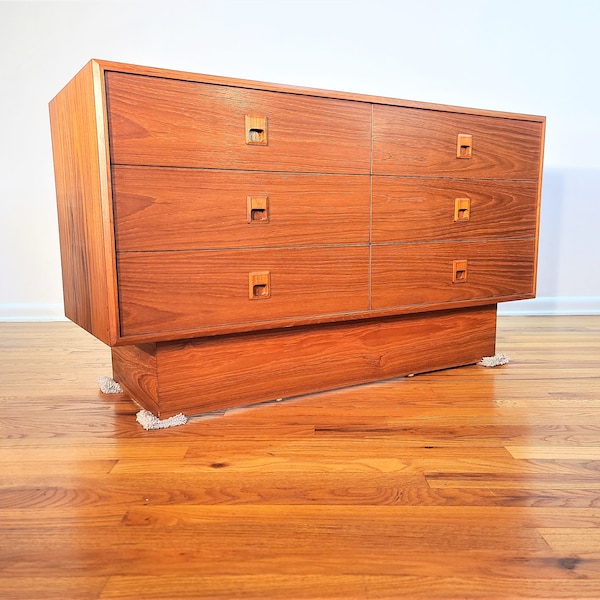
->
[136, 409, 188, 430]
[98, 376, 123, 394]
[478, 353, 510, 367]
[99, 376, 188, 429]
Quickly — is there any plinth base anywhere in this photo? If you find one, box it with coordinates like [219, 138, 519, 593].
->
[112, 305, 497, 418]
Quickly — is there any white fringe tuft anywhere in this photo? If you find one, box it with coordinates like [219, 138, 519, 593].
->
[478, 353, 510, 367]
[136, 409, 188, 430]
[99, 376, 187, 428]
[98, 376, 123, 394]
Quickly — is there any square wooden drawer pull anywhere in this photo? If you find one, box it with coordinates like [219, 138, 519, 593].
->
[454, 197, 471, 221]
[245, 115, 268, 145]
[249, 271, 271, 299]
[456, 133, 473, 159]
[247, 196, 269, 223]
[453, 259, 468, 283]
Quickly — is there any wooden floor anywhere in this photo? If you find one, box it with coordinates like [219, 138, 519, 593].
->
[1, 316, 600, 599]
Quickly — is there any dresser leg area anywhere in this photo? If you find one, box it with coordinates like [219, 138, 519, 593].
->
[111, 305, 498, 419]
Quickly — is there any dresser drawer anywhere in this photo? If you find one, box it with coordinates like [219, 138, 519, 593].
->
[372, 105, 543, 179]
[117, 246, 370, 336]
[372, 239, 536, 309]
[372, 177, 539, 243]
[112, 167, 370, 251]
[105, 72, 371, 174]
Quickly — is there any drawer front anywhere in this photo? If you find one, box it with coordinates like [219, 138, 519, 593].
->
[113, 167, 370, 251]
[372, 239, 536, 309]
[372, 105, 543, 179]
[372, 177, 539, 243]
[105, 72, 371, 174]
[117, 246, 370, 336]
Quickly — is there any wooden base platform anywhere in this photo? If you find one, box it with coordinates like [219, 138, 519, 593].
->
[112, 304, 497, 417]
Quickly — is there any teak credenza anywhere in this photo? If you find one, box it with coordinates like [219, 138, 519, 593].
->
[49, 60, 545, 417]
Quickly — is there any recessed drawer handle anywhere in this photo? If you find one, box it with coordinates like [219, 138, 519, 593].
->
[247, 196, 269, 223]
[454, 197, 471, 221]
[452, 260, 468, 283]
[249, 271, 271, 299]
[456, 133, 473, 159]
[245, 115, 268, 145]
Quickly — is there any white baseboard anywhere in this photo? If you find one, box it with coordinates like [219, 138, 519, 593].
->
[0, 303, 67, 322]
[498, 296, 600, 315]
[1, 297, 599, 322]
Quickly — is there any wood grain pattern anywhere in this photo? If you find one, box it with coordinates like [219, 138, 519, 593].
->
[49, 61, 119, 345]
[105, 71, 372, 174]
[111, 305, 497, 416]
[112, 167, 370, 251]
[116, 246, 370, 337]
[372, 177, 539, 243]
[372, 239, 536, 309]
[111, 343, 158, 415]
[372, 104, 544, 179]
[1, 317, 600, 599]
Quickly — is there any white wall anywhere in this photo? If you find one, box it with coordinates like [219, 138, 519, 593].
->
[1, 0, 599, 320]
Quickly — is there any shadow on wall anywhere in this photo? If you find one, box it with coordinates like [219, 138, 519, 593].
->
[539, 167, 600, 297]
[536, 167, 564, 300]
[501, 167, 600, 314]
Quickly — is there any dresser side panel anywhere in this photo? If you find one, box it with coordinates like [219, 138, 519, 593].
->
[49, 61, 118, 346]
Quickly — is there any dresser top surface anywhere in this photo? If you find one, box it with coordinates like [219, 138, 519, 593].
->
[78, 58, 545, 124]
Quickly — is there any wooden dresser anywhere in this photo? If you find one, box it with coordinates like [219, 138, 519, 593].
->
[49, 60, 545, 417]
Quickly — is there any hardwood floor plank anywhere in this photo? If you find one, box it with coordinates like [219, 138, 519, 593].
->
[5, 475, 600, 507]
[316, 424, 600, 446]
[0, 459, 116, 477]
[539, 528, 600, 553]
[507, 446, 600, 459]
[118, 504, 600, 529]
[0, 577, 108, 600]
[0, 506, 126, 527]
[0, 444, 188, 462]
[100, 575, 372, 600]
[0, 525, 551, 576]
[426, 473, 600, 489]
[98, 574, 600, 600]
